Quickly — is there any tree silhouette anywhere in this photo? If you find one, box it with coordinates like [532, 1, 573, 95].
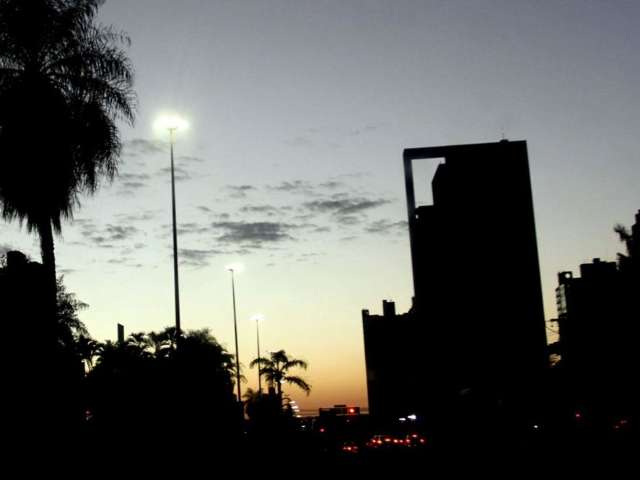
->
[146, 329, 172, 359]
[0, 0, 136, 327]
[55, 274, 89, 350]
[87, 327, 241, 445]
[75, 334, 99, 371]
[250, 349, 311, 402]
[614, 221, 638, 275]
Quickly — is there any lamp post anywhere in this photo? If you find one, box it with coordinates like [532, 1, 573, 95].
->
[168, 127, 181, 337]
[155, 114, 188, 339]
[228, 268, 242, 405]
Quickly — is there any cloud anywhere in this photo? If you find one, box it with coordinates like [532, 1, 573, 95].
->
[115, 189, 137, 197]
[318, 180, 344, 190]
[108, 258, 128, 264]
[104, 224, 139, 241]
[267, 180, 315, 195]
[197, 206, 212, 213]
[212, 221, 297, 244]
[93, 242, 116, 249]
[266, 177, 368, 198]
[74, 218, 98, 237]
[239, 205, 285, 216]
[293, 213, 316, 222]
[82, 223, 139, 249]
[119, 173, 151, 181]
[177, 222, 210, 235]
[157, 166, 192, 182]
[332, 172, 371, 180]
[365, 219, 408, 235]
[346, 122, 389, 137]
[296, 252, 323, 262]
[114, 173, 150, 194]
[116, 211, 157, 223]
[225, 185, 256, 199]
[178, 155, 205, 163]
[125, 138, 165, 156]
[303, 197, 390, 217]
[179, 248, 224, 267]
[122, 181, 147, 190]
[285, 136, 313, 147]
[337, 215, 361, 226]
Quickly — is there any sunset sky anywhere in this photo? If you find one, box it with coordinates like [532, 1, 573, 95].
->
[1, 0, 639, 411]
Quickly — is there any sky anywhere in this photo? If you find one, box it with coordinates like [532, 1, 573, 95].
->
[1, 0, 639, 411]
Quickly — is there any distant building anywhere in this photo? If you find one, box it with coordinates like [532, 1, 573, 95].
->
[556, 259, 619, 375]
[315, 404, 369, 444]
[363, 140, 547, 423]
[555, 210, 640, 419]
[318, 404, 362, 417]
[362, 300, 417, 419]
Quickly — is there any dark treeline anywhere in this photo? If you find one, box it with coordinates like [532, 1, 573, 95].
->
[1, 251, 316, 468]
[1, 251, 318, 470]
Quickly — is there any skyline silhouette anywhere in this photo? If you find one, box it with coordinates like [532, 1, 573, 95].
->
[0, 0, 639, 414]
[1, 1, 638, 469]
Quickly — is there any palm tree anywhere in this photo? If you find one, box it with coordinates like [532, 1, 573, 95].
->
[0, 0, 136, 326]
[125, 331, 152, 357]
[75, 334, 99, 371]
[615, 223, 637, 273]
[147, 330, 172, 359]
[250, 350, 311, 402]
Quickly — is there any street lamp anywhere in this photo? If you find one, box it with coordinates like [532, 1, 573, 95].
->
[226, 264, 244, 405]
[251, 314, 265, 393]
[155, 114, 189, 338]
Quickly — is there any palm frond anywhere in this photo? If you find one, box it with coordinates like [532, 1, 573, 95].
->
[283, 359, 308, 370]
[614, 224, 631, 242]
[249, 356, 274, 369]
[284, 375, 312, 395]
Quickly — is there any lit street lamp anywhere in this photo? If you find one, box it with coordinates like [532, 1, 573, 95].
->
[155, 114, 189, 338]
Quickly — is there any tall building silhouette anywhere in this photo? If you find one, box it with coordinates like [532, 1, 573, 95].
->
[363, 140, 547, 425]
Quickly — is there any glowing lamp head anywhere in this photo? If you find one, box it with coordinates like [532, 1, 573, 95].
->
[154, 113, 189, 133]
[251, 314, 265, 323]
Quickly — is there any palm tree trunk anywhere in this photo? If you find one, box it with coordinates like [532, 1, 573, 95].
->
[276, 378, 282, 406]
[38, 216, 58, 348]
[34, 217, 61, 433]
